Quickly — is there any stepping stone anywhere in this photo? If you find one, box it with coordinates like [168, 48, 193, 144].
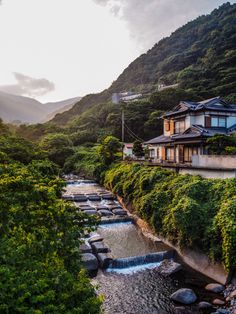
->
[73, 194, 87, 202]
[79, 206, 96, 211]
[79, 243, 92, 253]
[83, 210, 97, 215]
[62, 195, 74, 200]
[97, 253, 113, 269]
[88, 235, 103, 244]
[112, 208, 127, 216]
[81, 253, 98, 271]
[101, 194, 115, 200]
[109, 205, 123, 210]
[87, 194, 101, 201]
[91, 242, 109, 253]
[98, 210, 113, 217]
[96, 205, 109, 211]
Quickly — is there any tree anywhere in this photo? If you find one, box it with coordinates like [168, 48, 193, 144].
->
[206, 134, 236, 155]
[132, 140, 144, 159]
[97, 136, 121, 165]
[40, 133, 74, 167]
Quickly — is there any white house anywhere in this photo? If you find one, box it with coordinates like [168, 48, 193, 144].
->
[146, 97, 236, 164]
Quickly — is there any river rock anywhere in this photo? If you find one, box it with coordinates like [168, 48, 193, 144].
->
[159, 260, 182, 276]
[198, 301, 213, 309]
[229, 290, 236, 299]
[205, 283, 224, 293]
[212, 299, 225, 305]
[170, 288, 197, 305]
[91, 241, 109, 253]
[81, 253, 98, 271]
[97, 253, 113, 269]
[98, 210, 113, 217]
[79, 243, 92, 253]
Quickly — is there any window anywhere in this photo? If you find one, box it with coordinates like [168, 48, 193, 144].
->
[174, 119, 185, 134]
[166, 147, 174, 161]
[211, 116, 226, 128]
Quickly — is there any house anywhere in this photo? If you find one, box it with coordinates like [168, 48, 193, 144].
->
[123, 143, 146, 160]
[146, 97, 236, 165]
[112, 92, 143, 104]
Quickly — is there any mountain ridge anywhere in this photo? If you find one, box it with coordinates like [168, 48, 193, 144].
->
[0, 91, 81, 124]
[51, 2, 236, 126]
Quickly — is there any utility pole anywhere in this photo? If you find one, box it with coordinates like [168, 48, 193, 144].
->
[121, 107, 125, 143]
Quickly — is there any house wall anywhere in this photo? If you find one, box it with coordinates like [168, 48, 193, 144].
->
[179, 167, 236, 179]
[123, 147, 133, 157]
[192, 155, 236, 169]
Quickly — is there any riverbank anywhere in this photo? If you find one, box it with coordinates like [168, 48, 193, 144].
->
[103, 163, 236, 281]
[65, 178, 235, 314]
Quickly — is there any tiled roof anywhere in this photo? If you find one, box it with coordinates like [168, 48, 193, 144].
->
[145, 135, 172, 144]
[163, 97, 236, 118]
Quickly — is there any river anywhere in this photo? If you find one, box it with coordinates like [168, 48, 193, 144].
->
[64, 179, 222, 314]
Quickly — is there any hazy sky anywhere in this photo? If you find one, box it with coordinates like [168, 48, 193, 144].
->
[0, 0, 235, 102]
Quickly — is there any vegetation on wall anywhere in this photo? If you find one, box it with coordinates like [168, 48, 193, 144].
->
[104, 163, 236, 271]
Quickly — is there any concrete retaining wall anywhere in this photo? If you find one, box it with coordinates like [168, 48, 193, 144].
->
[192, 155, 236, 169]
[117, 196, 231, 285]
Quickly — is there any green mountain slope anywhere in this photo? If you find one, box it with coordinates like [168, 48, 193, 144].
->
[51, 2, 236, 127]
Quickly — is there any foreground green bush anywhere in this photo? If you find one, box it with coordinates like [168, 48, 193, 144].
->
[104, 163, 236, 271]
[0, 134, 101, 313]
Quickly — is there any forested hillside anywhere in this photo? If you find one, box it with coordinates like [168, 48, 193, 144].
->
[52, 2, 236, 126]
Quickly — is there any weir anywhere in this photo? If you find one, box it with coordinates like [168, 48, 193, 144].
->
[108, 251, 174, 269]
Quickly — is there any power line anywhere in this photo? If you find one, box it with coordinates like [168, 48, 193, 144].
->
[124, 122, 144, 142]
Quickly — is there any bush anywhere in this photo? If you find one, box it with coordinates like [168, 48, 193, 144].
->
[104, 162, 236, 271]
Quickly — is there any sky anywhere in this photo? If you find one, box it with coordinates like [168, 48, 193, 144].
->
[0, 0, 235, 102]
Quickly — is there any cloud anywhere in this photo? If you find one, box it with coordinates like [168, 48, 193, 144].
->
[0, 72, 55, 97]
[93, 0, 231, 49]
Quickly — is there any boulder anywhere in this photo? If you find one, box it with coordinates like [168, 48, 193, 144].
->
[81, 253, 98, 271]
[79, 243, 92, 253]
[170, 288, 197, 305]
[97, 253, 113, 269]
[212, 299, 225, 305]
[91, 241, 109, 253]
[98, 210, 113, 217]
[198, 301, 213, 309]
[205, 283, 224, 293]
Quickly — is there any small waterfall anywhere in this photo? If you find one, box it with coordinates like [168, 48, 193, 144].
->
[108, 250, 174, 269]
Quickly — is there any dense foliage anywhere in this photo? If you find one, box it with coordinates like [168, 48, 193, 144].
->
[0, 129, 101, 313]
[207, 134, 236, 155]
[104, 163, 236, 271]
[51, 3, 236, 127]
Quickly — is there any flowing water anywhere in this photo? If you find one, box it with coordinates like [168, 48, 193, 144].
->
[65, 179, 221, 314]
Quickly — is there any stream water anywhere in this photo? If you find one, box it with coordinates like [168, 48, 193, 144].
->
[64, 179, 222, 314]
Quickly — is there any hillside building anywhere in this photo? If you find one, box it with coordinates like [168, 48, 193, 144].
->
[146, 97, 236, 166]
